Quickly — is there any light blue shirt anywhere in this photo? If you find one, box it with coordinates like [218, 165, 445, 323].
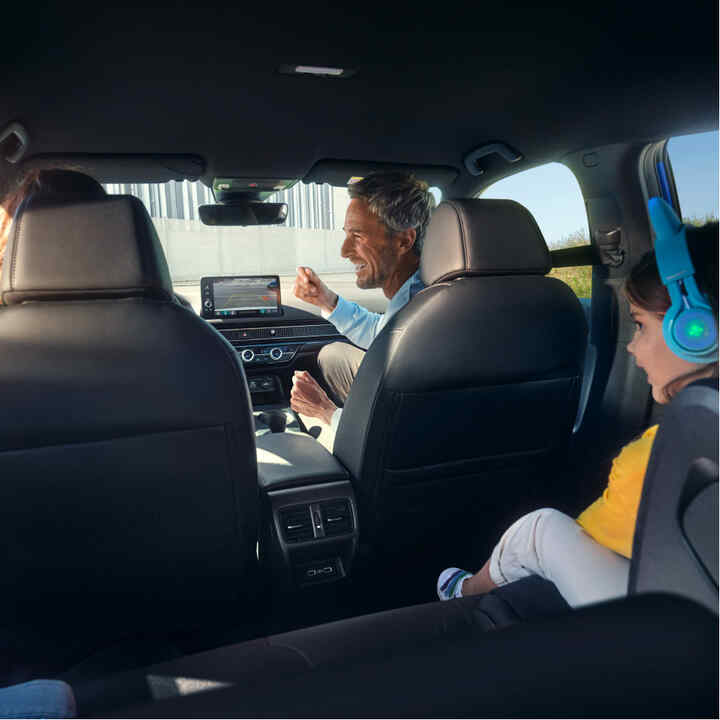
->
[323, 270, 425, 350]
[322, 269, 425, 435]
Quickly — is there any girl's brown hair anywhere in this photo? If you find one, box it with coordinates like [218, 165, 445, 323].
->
[624, 221, 719, 401]
[0, 168, 44, 269]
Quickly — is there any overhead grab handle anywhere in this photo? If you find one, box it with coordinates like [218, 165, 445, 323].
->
[0, 122, 30, 164]
[464, 142, 523, 176]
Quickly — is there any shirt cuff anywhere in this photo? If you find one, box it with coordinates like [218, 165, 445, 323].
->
[330, 408, 342, 433]
[324, 295, 352, 329]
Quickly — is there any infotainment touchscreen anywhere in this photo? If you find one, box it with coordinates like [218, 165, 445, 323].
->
[200, 275, 282, 319]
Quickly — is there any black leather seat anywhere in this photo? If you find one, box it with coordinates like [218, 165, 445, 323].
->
[333, 199, 587, 571]
[629, 378, 718, 612]
[0, 192, 259, 668]
[79, 592, 717, 718]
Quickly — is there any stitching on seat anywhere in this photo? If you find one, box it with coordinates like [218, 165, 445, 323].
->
[266, 640, 316, 670]
[446, 201, 468, 274]
[10, 206, 23, 290]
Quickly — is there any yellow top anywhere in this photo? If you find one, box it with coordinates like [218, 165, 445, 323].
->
[576, 425, 659, 559]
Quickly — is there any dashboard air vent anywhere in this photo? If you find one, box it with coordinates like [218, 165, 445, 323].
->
[219, 325, 340, 345]
[279, 505, 314, 543]
[320, 499, 353, 537]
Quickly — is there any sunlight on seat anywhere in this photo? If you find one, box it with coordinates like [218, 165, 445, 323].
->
[148, 675, 232, 700]
[256, 448, 293, 466]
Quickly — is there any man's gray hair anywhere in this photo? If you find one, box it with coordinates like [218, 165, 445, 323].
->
[347, 172, 436, 256]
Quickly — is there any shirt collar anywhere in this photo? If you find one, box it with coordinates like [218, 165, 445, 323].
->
[387, 269, 423, 312]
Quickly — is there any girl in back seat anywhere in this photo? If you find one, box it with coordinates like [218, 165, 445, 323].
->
[438, 202, 718, 608]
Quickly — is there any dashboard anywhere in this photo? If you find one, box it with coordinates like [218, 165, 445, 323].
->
[216, 316, 342, 368]
[200, 275, 345, 369]
[189, 275, 356, 406]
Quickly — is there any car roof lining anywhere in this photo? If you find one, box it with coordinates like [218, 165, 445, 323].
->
[0, 4, 716, 193]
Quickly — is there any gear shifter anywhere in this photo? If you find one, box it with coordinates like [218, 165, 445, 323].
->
[258, 409, 287, 433]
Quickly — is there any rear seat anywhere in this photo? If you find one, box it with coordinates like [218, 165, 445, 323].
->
[72, 379, 718, 718]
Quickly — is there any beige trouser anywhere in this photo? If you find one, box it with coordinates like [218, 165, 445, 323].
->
[317, 341, 366, 406]
[488, 508, 631, 608]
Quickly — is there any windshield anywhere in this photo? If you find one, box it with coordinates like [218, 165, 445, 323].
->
[104, 180, 391, 315]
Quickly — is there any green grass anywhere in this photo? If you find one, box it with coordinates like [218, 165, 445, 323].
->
[548, 266, 592, 298]
[544, 215, 717, 300]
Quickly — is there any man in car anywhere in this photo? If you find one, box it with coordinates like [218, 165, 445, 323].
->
[291, 172, 435, 434]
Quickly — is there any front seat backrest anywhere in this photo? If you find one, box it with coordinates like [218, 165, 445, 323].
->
[333, 199, 587, 558]
[0, 193, 258, 637]
[629, 378, 719, 613]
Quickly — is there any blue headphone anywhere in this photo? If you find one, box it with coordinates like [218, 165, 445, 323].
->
[648, 196, 718, 364]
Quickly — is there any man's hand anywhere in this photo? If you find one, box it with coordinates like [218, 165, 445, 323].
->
[293, 267, 338, 314]
[290, 371, 337, 425]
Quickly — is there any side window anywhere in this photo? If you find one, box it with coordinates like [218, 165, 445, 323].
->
[480, 163, 591, 299]
[667, 131, 719, 226]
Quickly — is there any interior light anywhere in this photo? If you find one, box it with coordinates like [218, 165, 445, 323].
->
[294, 65, 344, 76]
[278, 64, 354, 79]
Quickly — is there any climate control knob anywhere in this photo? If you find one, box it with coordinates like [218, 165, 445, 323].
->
[241, 349, 255, 363]
[269, 347, 283, 361]
[203, 299, 213, 309]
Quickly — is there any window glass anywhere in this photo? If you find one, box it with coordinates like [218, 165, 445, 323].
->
[480, 162, 591, 298]
[103, 180, 354, 313]
[667, 130, 719, 225]
[106, 180, 437, 313]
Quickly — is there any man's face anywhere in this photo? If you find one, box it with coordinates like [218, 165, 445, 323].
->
[341, 198, 398, 289]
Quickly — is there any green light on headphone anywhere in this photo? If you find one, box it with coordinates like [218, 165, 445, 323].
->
[687, 321, 706, 338]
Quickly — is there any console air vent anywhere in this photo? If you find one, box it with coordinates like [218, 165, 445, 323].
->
[221, 325, 340, 343]
[279, 505, 314, 543]
[320, 499, 353, 537]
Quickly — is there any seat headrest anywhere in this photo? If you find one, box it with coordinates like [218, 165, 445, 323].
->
[420, 199, 551, 285]
[28, 168, 107, 197]
[1, 194, 174, 305]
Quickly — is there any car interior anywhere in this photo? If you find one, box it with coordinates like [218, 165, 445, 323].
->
[0, 3, 717, 717]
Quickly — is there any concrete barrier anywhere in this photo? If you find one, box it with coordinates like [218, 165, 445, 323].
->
[154, 218, 352, 282]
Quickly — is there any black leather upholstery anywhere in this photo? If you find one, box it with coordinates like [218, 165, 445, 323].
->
[420, 199, 551, 284]
[629, 378, 719, 613]
[82, 593, 717, 718]
[334, 199, 587, 558]
[0, 195, 258, 648]
[2, 194, 174, 304]
[256, 433, 349, 491]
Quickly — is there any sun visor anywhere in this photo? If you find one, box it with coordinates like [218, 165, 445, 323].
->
[305, 160, 459, 189]
[19, 154, 206, 183]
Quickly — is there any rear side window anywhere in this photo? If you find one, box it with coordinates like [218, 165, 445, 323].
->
[667, 131, 719, 225]
[480, 163, 591, 298]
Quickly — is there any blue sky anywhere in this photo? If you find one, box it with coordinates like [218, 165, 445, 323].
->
[668, 131, 719, 222]
[481, 163, 589, 247]
[479, 130, 718, 247]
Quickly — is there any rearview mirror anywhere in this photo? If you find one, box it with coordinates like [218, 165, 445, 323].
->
[199, 202, 288, 226]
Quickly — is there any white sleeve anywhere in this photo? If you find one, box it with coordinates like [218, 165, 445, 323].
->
[324, 295, 383, 350]
[330, 407, 343, 433]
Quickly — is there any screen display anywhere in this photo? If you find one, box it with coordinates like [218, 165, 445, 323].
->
[201, 275, 281, 318]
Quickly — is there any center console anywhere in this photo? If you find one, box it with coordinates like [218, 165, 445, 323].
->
[197, 275, 358, 587]
[256, 433, 358, 589]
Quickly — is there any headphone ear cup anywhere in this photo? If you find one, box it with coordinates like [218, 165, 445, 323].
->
[665, 304, 718, 363]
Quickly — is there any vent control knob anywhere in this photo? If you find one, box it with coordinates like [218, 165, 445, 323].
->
[241, 349, 255, 363]
[203, 299, 213, 309]
[270, 347, 283, 361]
